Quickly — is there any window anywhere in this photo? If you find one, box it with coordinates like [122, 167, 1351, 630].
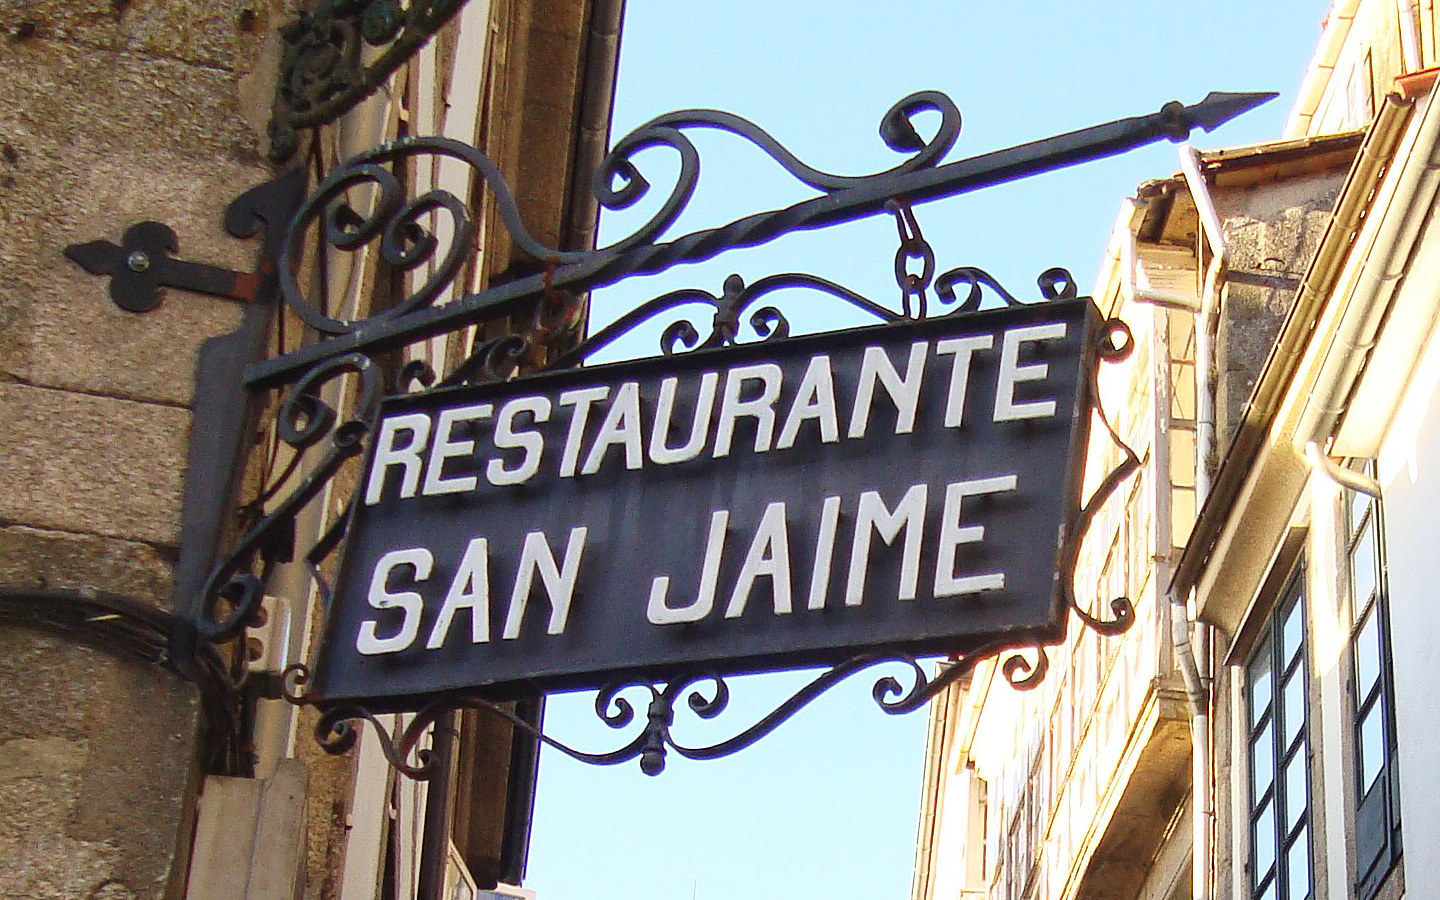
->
[1346, 486, 1400, 898]
[1344, 50, 1375, 128]
[1246, 567, 1312, 900]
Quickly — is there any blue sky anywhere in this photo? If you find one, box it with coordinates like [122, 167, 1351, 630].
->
[524, 3, 1330, 899]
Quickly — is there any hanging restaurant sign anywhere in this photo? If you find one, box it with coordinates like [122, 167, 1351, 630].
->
[312, 296, 1101, 708]
[68, 84, 1269, 773]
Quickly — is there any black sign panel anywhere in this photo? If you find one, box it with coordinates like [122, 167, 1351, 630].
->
[313, 299, 1100, 707]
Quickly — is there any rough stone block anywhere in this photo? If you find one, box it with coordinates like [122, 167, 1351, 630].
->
[0, 0, 123, 49]
[0, 384, 189, 547]
[2, 39, 275, 403]
[0, 39, 275, 406]
[0, 524, 173, 603]
[0, 39, 261, 160]
[0, 627, 200, 899]
[0, 736, 87, 782]
[0, 759, 126, 899]
[117, 0, 267, 71]
[72, 643, 201, 897]
[1213, 171, 1347, 447]
[0, 0, 282, 72]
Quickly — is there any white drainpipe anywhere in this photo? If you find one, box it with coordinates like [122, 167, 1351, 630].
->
[1115, 146, 1234, 900]
[1178, 143, 1226, 900]
[1306, 442, 1384, 496]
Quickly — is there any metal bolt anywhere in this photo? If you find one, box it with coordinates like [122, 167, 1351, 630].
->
[126, 250, 151, 272]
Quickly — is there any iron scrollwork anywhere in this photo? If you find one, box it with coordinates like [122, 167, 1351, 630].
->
[244, 89, 1276, 390]
[282, 639, 1037, 778]
[195, 353, 384, 643]
[268, 0, 467, 161]
[1060, 318, 1143, 638]
[65, 86, 1269, 776]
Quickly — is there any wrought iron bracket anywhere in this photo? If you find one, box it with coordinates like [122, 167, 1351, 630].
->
[63, 171, 305, 313]
[64, 222, 264, 312]
[62, 86, 1255, 777]
[1061, 318, 1143, 636]
[242, 90, 1277, 390]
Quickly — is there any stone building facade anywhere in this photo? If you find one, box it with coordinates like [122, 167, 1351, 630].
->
[0, 1, 620, 897]
[911, 2, 1440, 900]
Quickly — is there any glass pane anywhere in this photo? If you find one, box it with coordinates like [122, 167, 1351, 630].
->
[1349, 492, 1371, 538]
[1285, 825, 1311, 899]
[1254, 798, 1277, 881]
[1351, 530, 1377, 617]
[1283, 750, 1307, 830]
[1282, 670, 1305, 748]
[1252, 723, 1275, 804]
[1171, 428, 1196, 487]
[1354, 607, 1382, 696]
[1257, 879, 1276, 900]
[1172, 367, 1196, 419]
[1282, 598, 1304, 668]
[1249, 650, 1274, 729]
[1359, 704, 1386, 793]
[1172, 487, 1195, 548]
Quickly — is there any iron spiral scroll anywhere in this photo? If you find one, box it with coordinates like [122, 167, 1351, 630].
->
[282, 642, 1054, 778]
[244, 87, 1275, 388]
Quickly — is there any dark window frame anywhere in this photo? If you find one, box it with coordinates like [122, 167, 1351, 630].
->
[1246, 562, 1313, 900]
[1345, 484, 1401, 900]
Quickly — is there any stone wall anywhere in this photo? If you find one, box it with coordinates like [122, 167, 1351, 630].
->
[1214, 169, 1350, 455]
[0, 2, 283, 896]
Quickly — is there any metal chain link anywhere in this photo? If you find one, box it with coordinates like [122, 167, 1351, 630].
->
[886, 199, 935, 318]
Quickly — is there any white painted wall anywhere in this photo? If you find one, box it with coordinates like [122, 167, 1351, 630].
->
[1375, 306, 1440, 898]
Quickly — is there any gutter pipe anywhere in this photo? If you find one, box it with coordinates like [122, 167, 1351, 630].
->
[1172, 85, 1439, 900]
[1178, 143, 1225, 900]
[1118, 149, 1218, 900]
[1293, 89, 1440, 455]
[1305, 441, 1383, 496]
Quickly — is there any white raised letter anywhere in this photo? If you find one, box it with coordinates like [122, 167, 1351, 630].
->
[650, 373, 718, 465]
[807, 496, 842, 610]
[581, 381, 644, 475]
[488, 396, 550, 486]
[725, 502, 793, 618]
[934, 475, 1016, 596]
[364, 413, 432, 505]
[356, 548, 431, 655]
[776, 354, 839, 450]
[713, 363, 782, 457]
[848, 341, 927, 438]
[647, 510, 728, 624]
[426, 538, 490, 649]
[502, 527, 588, 639]
[994, 323, 1066, 421]
[846, 484, 927, 606]
[558, 386, 609, 477]
[934, 335, 993, 427]
[423, 403, 492, 496]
